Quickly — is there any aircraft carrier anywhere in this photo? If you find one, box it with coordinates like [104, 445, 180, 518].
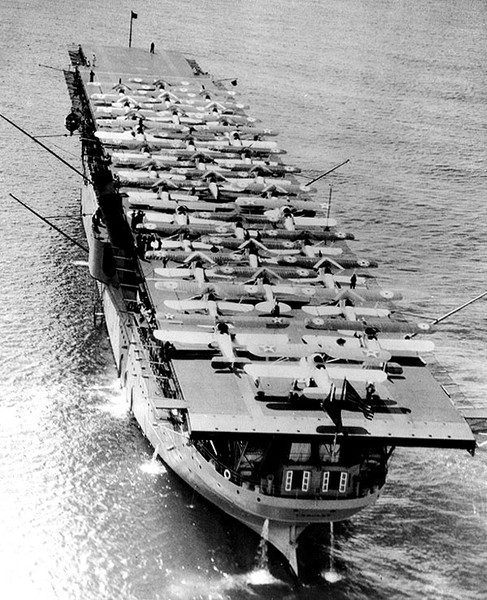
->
[63, 44, 476, 576]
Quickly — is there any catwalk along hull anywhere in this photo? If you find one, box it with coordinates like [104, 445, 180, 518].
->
[66, 44, 475, 577]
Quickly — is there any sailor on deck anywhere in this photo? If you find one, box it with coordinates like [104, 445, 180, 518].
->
[131, 209, 144, 231]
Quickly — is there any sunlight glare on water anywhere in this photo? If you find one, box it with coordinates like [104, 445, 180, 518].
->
[166, 568, 288, 600]
[90, 381, 129, 418]
[140, 446, 168, 476]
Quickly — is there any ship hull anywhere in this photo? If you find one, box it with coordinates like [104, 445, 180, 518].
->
[104, 279, 381, 573]
[85, 195, 382, 575]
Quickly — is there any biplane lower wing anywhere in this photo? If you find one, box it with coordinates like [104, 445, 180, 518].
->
[246, 340, 391, 363]
[302, 305, 391, 318]
[153, 329, 213, 347]
[164, 299, 254, 313]
[244, 362, 387, 385]
[325, 365, 388, 384]
[304, 334, 435, 358]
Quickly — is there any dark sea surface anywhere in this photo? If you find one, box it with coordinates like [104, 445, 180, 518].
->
[0, 0, 486, 598]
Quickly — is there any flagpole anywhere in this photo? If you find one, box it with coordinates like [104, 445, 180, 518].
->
[128, 11, 137, 48]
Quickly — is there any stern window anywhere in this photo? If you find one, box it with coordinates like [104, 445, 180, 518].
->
[284, 469, 312, 492]
[289, 443, 312, 463]
[284, 470, 293, 492]
[339, 472, 348, 493]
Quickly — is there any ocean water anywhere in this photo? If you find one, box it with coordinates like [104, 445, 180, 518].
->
[0, 0, 486, 598]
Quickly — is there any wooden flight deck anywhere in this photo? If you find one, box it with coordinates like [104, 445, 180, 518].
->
[73, 44, 476, 454]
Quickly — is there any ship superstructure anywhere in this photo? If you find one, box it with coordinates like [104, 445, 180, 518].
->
[64, 44, 476, 575]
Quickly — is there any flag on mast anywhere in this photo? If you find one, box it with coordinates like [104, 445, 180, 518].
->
[322, 384, 343, 431]
[341, 379, 374, 420]
[128, 11, 138, 48]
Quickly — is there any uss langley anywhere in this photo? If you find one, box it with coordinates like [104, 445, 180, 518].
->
[58, 43, 479, 576]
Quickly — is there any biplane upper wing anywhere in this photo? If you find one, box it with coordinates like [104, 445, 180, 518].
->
[234, 333, 290, 347]
[326, 365, 388, 384]
[217, 301, 254, 313]
[164, 299, 208, 311]
[301, 305, 343, 316]
[153, 329, 214, 347]
[353, 307, 391, 318]
[243, 362, 306, 381]
[154, 268, 194, 278]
